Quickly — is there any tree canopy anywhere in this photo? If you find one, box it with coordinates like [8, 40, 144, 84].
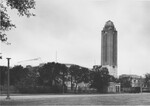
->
[0, 0, 36, 42]
[119, 76, 132, 88]
[0, 66, 7, 85]
[68, 65, 90, 93]
[90, 67, 111, 93]
[0, 63, 119, 94]
[144, 73, 150, 87]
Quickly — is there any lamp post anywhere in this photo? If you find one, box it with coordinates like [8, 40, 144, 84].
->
[6, 58, 11, 99]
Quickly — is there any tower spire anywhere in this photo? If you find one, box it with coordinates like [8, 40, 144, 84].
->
[103, 20, 116, 31]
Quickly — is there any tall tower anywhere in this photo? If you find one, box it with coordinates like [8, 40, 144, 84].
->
[101, 20, 117, 77]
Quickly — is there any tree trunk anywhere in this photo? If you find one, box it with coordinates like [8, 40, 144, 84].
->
[74, 83, 78, 93]
[71, 75, 73, 90]
[62, 70, 64, 93]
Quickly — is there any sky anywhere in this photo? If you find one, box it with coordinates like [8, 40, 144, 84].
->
[1, 0, 150, 76]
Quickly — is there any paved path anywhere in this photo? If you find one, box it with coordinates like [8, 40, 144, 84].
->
[1, 93, 150, 105]
[0, 93, 138, 99]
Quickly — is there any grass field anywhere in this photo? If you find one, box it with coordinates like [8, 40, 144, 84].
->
[1, 93, 150, 105]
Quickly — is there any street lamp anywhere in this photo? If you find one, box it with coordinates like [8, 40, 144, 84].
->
[6, 58, 11, 99]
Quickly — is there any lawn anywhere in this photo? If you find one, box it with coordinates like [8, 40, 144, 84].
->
[1, 93, 150, 105]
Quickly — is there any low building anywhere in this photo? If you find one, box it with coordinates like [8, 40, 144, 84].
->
[107, 82, 121, 93]
[120, 74, 143, 87]
[119, 74, 144, 93]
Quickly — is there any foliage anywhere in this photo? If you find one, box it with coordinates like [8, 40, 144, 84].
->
[90, 67, 111, 93]
[10, 65, 27, 85]
[59, 64, 68, 93]
[4, 62, 69, 93]
[110, 75, 119, 83]
[38, 62, 55, 86]
[15, 67, 39, 93]
[69, 65, 82, 84]
[0, 66, 7, 85]
[38, 62, 59, 86]
[68, 65, 90, 93]
[92, 65, 102, 72]
[37, 62, 68, 93]
[1, 62, 116, 94]
[6, 0, 35, 17]
[0, 0, 35, 41]
[119, 76, 132, 88]
[80, 67, 90, 83]
[144, 73, 150, 87]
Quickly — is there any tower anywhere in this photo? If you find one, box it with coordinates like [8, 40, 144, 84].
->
[101, 20, 117, 77]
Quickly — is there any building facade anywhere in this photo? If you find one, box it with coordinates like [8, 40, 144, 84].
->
[107, 82, 120, 93]
[119, 74, 143, 93]
[101, 20, 117, 77]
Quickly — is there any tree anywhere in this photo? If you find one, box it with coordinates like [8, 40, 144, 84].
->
[69, 65, 90, 93]
[69, 65, 81, 93]
[0, 66, 7, 85]
[119, 76, 132, 88]
[0, 0, 35, 41]
[92, 65, 102, 72]
[10, 65, 26, 85]
[59, 64, 68, 93]
[144, 73, 150, 88]
[15, 66, 39, 93]
[38, 62, 68, 93]
[90, 67, 110, 93]
[38, 62, 56, 87]
[80, 67, 90, 83]
[109, 75, 119, 83]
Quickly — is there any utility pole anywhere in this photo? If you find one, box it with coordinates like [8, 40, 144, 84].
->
[140, 76, 143, 93]
[62, 70, 64, 94]
[6, 58, 11, 99]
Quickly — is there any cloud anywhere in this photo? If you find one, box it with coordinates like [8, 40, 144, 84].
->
[2, 0, 150, 76]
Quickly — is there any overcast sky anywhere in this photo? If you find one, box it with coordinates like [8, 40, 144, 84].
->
[1, 0, 150, 76]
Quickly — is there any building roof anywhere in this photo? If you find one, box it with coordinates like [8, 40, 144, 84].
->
[119, 74, 141, 79]
[105, 20, 114, 27]
[103, 20, 116, 31]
